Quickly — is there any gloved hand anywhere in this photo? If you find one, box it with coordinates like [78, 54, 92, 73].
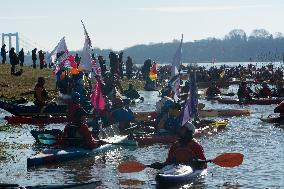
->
[190, 159, 207, 169]
[149, 162, 166, 169]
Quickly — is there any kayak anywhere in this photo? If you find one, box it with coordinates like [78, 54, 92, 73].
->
[260, 116, 284, 123]
[5, 116, 68, 125]
[134, 111, 158, 122]
[133, 119, 229, 146]
[197, 81, 229, 89]
[0, 99, 67, 116]
[156, 164, 207, 186]
[199, 109, 250, 117]
[218, 98, 282, 105]
[27, 135, 128, 167]
[135, 108, 249, 121]
[0, 181, 102, 189]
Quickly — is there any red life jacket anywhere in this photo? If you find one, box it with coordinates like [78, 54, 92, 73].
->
[166, 139, 207, 168]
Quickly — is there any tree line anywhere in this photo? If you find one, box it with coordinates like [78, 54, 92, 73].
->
[77, 29, 284, 64]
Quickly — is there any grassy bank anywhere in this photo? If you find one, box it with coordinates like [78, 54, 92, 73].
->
[0, 64, 146, 101]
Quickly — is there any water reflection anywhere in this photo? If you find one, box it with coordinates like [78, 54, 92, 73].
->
[0, 88, 284, 188]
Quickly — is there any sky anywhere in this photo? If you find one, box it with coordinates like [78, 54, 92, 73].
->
[0, 0, 284, 51]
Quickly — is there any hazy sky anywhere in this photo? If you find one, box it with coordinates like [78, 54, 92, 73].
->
[0, 0, 283, 51]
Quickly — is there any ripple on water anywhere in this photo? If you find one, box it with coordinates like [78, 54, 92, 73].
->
[0, 90, 283, 188]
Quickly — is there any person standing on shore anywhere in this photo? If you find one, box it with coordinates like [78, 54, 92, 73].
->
[38, 50, 45, 69]
[1, 44, 7, 64]
[9, 47, 19, 74]
[125, 56, 133, 79]
[18, 48, 24, 67]
[32, 48, 37, 69]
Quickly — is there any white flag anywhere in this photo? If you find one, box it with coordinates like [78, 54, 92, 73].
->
[80, 20, 93, 72]
[48, 37, 68, 63]
[171, 34, 183, 79]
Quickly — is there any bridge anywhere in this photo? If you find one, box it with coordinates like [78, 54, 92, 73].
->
[1, 32, 47, 55]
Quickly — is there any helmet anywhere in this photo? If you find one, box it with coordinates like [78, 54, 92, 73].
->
[183, 121, 196, 134]
[72, 92, 81, 103]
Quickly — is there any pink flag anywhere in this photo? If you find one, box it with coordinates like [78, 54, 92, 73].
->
[90, 79, 105, 113]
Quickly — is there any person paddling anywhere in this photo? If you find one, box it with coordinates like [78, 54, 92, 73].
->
[237, 81, 253, 101]
[257, 82, 272, 98]
[205, 82, 221, 98]
[149, 121, 207, 170]
[56, 108, 99, 149]
[34, 77, 49, 108]
[67, 92, 81, 123]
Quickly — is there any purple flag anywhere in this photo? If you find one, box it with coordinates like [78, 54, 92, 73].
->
[180, 71, 198, 126]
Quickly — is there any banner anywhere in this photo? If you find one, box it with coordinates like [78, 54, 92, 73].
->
[171, 34, 183, 79]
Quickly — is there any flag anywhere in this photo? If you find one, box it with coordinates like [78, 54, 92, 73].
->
[169, 74, 180, 97]
[80, 20, 93, 72]
[91, 59, 102, 79]
[90, 79, 105, 113]
[149, 63, 158, 81]
[171, 34, 183, 79]
[180, 71, 198, 126]
[219, 70, 225, 79]
[48, 37, 69, 74]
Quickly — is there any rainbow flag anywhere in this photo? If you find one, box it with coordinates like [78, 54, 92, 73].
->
[149, 63, 158, 81]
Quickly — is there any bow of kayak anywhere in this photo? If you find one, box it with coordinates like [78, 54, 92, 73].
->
[156, 164, 207, 186]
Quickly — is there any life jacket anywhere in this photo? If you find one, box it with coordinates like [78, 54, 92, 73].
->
[34, 84, 48, 106]
[67, 102, 81, 123]
[259, 87, 272, 98]
[167, 140, 198, 164]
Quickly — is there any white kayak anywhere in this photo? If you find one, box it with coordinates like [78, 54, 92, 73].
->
[155, 164, 207, 186]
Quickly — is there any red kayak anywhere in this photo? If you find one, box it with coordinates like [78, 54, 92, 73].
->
[5, 116, 67, 125]
[132, 120, 228, 146]
[218, 98, 282, 105]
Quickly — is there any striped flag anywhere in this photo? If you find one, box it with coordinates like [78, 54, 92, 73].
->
[180, 71, 198, 126]
[171, 34, 183, 79]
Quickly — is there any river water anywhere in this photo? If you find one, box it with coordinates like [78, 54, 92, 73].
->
[0, 87, 283, 188]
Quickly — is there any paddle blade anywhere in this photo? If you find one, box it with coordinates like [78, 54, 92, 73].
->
[212, 153, 244, 167]
[118, 161, 146, 173]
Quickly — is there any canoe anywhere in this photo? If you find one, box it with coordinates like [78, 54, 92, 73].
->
[0, 181, 102, 189]
[218, 98, 282, 105]
[133, 120, 229, 146]
[5, 116, 68, 125]
[156, 164, 207, 186]
[199, 109, 250, 117]
[0, 99, 67, 116]
[27, 135, 128, 167]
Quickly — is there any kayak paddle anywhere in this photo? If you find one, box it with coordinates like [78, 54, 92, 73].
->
[118, 152, 244, 173]
[37, 134, 138, 146]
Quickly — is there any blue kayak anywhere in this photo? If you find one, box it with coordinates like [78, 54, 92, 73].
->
[0, 181, 101, 189]
[155, 165, 207, 186]
[27, 135, 128, 167]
